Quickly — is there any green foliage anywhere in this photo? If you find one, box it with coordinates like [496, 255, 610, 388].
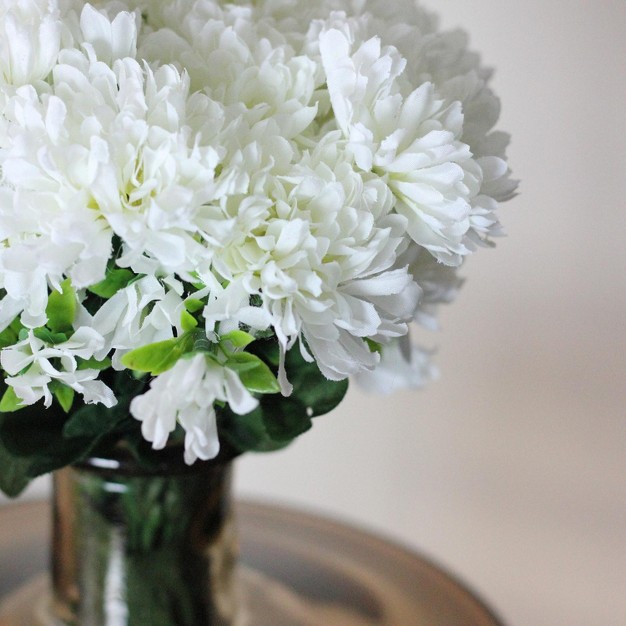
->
[259, 395, 314, 441]
[68, 372, 145, 438]
[0, 326, 349, 496]
[0, 373, 146, 497]
[33, 327, 68, 345]
[0, 319, 24, 348]
[122, 326, 282, 396]
[365, 338, 383, 355]
[252, 339, 280, 367]
[88, 268, 136, 298]
[180, 310, 198, 332]
[78, 357, 112, 371]
[0, 386, 23, 413]
[283, 350, 350, 418]
[225, 352, 280, 394]
[51, 381, 75, 413]
[45, 278, 76, 333]
[62, 402, 131, 440]
[220, 330, 255, 349]
[216, 406, 290, 453]
[121, 334, 196, 375]
[219, 340, 348, 454]
[184, 298, 204, 313]
[0, 440, 31, 497]
[0, 403, 101, 494]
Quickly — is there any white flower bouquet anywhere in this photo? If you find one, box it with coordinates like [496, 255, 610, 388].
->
[0, 0, 516, 496]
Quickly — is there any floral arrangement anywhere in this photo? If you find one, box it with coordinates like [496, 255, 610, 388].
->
[0, 0, 516, 496]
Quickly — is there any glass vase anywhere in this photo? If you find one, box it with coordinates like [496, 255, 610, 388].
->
[47, 449, 238, 626]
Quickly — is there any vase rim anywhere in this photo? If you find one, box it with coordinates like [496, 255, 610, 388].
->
[73, 442, 239, 476]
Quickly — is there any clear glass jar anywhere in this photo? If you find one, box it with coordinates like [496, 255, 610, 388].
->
[49, 449, 237, 626]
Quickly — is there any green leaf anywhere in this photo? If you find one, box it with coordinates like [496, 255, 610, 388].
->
[186, 272, 205, 291]
[250, 339, 349, 417]
[284, 343, 349, 417]
[217, 339, 349, 456]
[88, 268, 136, 298]
[220, 330, 255, 349]
[260, 395, 313, 441]
[0, 402, 100, 483]
[225, 352, 280, 394]
[33, 327, 68, 345]
[217, 406, 290, 453]
[180, 310, 198, 332]
[365, 338, 383, 355]
[0, 318, 22, 348]
[0, 328, 15, 349]
[184, 298, 204, 313]
[121, 337, 188, 375]
[78, 356, 112, 371]
[63, 371, 146, 440]
[51, 382, 75, 413]
[63, 404, 127, 439]
[0, 441, 31, 497]
[249, 339, 280, 367]
[46, 278, 76, 333]
[0, 372, 146, 497]
[0, 386, 24, 413]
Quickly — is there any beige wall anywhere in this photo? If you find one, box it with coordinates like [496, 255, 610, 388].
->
[3, 3, 625, 625]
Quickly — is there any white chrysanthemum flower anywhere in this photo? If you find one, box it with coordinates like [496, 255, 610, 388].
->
[0, 327, 116, 407]
[131, 1, 321, 219]
[207, 133, 419, 389]
[88, 275, 185, 366]
[202, 276, 273, 337]
[0, 44, 221, 328]
[402, 246, 464, 331]
[52, 50, 221, 276]
[360, 7, 518, 245]
[77, 3, 139, 64]
[129, 353, 258, 464]
[0, 82, 113, 326]
[0, 0, 517, 446]
[136, 0, 318, 136]
[1, 103, 115, 324]
[319, 26, 476, 266]
[0, 0, 62, 89]
[355, 335, 437, 394]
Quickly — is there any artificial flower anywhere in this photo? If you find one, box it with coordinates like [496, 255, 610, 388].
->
[129, 353, 257, 463]
[0, 0, 516, 469]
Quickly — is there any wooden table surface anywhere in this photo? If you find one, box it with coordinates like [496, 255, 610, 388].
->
[0, 501, 504, 625]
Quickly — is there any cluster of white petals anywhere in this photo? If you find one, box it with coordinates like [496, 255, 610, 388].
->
[0, 327, 115, 407]
[88, 275, 185, 365]
[355, 336, 437, 395]
[129, 353, 257, 464]
[0, 0, 516, 460]
[0, 0, 62, 90]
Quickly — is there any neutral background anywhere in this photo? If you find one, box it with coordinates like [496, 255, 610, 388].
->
[2, 2, 626, 626]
